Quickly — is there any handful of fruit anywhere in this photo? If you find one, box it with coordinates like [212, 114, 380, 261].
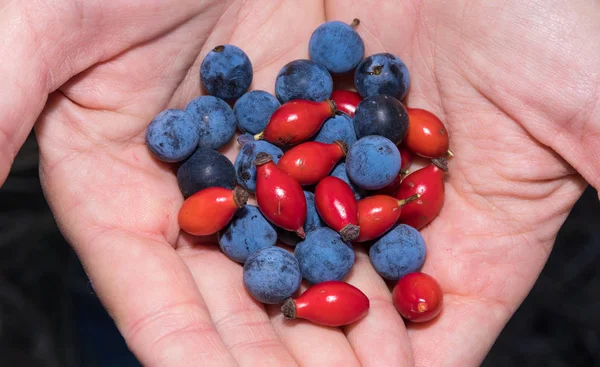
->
[145, 18, 451, 327]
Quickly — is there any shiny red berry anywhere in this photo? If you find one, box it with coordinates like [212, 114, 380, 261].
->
[178, 186, 248, 236]
[395, 160, 446, 230]
[330, 90, 362, 117]
[356, 194, 420, 242]
[314, 176, 360, 242]
[282, 281, 369, 327]
[255, 152, 307, 238]
[255, 99, 335, 146]
[392, 272, 443, 323]
[405, 107, 451, 158]
[278, 141, 347, 185]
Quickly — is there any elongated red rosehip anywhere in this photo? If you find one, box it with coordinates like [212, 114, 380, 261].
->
[314, 176, 360, 242]
[405, 107, 451, 158]
[395, 160, 446, 229]
[255, 99, 336, 146]
[282, 281, 369, 327]
[278, 140, 347, 185]
[178, 186, 248, 236]
[356, 194, 420, 242]
[393, 272, 443, 323]
[255, 152, 307, 238]
[330, 90, 362, 117]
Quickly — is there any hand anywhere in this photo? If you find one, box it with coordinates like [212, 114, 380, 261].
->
[2, 0, 599, 366]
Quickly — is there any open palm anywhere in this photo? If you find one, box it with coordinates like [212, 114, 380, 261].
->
[2, 0, 598, 366]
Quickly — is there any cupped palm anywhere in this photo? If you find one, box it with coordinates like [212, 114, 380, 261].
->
[34, 0, 598, 366]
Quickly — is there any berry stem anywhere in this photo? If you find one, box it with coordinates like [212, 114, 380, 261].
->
[371, 65, 383, 76]
[398, 193, 421, 207]
[350, 18, 360, 28]
[254, 131, 264, 141]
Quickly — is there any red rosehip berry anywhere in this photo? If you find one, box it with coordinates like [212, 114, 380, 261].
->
[282, 281, 369, 327]
[178, 186, 248, 236]
[392, 272, 443, 323]
[255, 99, 335, 146]
[395, 160, 446, 230]
[356, 194, 420, 242]
[254, 152, 307, 238]
[278, 140, 347, 185]
[405, 107, 451, 158]
[330, 90, 362, 117]
[314, 176, 360, 242]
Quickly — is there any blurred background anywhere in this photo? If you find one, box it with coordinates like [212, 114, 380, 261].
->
[1, 135, 599, 367]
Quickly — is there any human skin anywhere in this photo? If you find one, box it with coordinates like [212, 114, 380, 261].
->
[1, 0, 599, 366]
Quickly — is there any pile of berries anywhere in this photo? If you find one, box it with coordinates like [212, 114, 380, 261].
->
[145, 19, 450, 326]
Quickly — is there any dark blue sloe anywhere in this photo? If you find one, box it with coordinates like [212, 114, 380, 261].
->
[177, 147, 236, 198]
[243, 247, 302, 304]
[185, 96, 237, 150]
[294, 227, 355, 284]
[233, 90, 280, 134]
[309, 20, 364, 74]
[200, 44, 253, 100]
[145, 109, 199, 162]
[313, 113, 357, 148]
[354, 53, 410, 100]
[275, 59, 333, 103]
[353, 94, 409, 144]
[369, 224, 426, 281]
[346, 136, 401, 190]
[218, 205, 277, 263]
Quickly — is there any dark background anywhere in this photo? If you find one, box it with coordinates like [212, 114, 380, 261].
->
[1, 135, 599, 367]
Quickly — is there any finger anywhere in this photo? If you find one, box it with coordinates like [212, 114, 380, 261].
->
[177, 238, 298, 367]
[0, 0, 219, 186]
[343, 247, 414, 366]
[76, 231, 237, 367]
